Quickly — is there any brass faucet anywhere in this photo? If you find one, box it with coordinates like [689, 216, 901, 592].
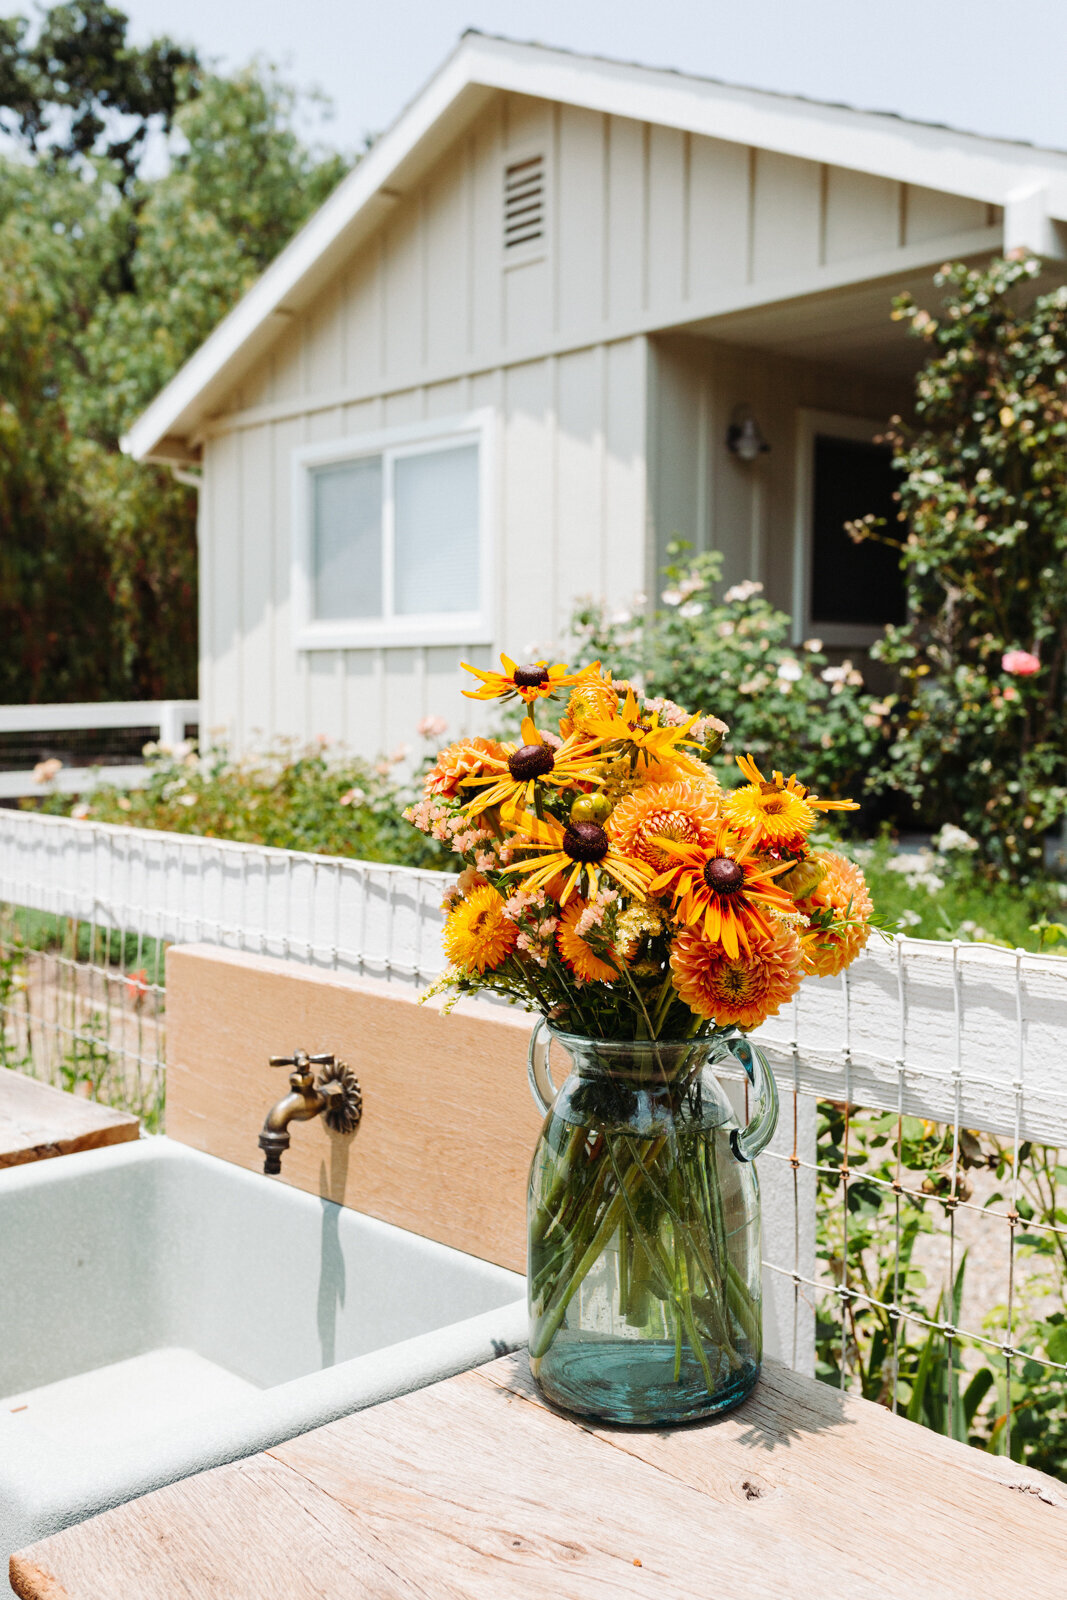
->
[258, 1049, 363, 1175]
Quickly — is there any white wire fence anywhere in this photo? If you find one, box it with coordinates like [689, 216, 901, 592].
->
[0, 807, 1064, 1466]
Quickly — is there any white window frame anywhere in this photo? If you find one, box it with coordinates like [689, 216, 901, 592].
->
[792, 408, 896, 649]
[291, 409, 495, 651]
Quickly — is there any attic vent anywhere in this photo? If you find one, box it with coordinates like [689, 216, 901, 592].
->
[503, 154, 545, 251]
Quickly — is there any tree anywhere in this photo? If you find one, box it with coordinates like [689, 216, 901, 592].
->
[0, 2, 199, 196]
[870, 255, 1067, 878]
[0, 3, 351, 702]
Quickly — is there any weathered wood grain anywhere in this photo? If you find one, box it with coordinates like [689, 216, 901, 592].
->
[0, 1067, 138, 1169]
[12, 1356, 1066, 1600]
[166, 945, 545, 1272]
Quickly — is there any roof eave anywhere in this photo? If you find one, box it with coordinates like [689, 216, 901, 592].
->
[124, 32, 1067, 463]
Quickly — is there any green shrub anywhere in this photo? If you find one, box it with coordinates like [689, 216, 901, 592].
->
[818, 1101, 1067, 1476]
[569, 544, 882, 802]
[869, 255, 1067, 879]
[36, 738, 451, 870]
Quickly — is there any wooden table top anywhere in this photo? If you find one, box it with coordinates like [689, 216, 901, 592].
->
[0, 1067, 138, 1169]
[11, 1353, 1067, 1599]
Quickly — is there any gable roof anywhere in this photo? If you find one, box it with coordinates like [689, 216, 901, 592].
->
[124, 31, 1067, 464]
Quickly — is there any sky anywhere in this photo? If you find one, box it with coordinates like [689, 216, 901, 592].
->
[20, 0, 1067, 159]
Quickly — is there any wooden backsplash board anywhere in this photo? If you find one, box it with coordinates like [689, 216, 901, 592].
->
[165, 945, 546, 1273]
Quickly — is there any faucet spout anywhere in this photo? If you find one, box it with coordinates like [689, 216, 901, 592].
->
[258, 1050, 363, 1175]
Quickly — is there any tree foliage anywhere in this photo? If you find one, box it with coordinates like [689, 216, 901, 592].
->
[870, 256, 1067, 878]
[0, 3, 350, 702]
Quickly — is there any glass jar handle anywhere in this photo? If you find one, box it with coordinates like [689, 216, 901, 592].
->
[726, 1036, 779, 1162]
[527, 1016, 559, 1114]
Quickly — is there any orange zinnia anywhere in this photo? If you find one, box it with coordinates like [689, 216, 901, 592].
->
[648, 821, 794, 959]
[608, 780, 722, 873]
[556, 900, 618, 984]
[424, 738, 508, 800]
[670, 926, 804, 1030]
[797, 851, 873, 978]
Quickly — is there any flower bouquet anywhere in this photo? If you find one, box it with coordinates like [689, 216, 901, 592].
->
[406, 653, 874, 1424]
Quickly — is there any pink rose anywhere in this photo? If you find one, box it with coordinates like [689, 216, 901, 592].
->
[1002, 650, 1040, 676]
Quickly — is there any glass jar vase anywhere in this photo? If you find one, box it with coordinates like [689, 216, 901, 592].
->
[526, 1023, 778, 1426]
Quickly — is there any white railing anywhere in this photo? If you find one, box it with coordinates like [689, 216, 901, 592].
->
[2, 806, 1066, 1413]
[3, 808, 1065, 1144]
[0, 701, 199, 797]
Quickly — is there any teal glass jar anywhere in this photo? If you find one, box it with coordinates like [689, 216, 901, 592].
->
[526, 1024, 778, 1426]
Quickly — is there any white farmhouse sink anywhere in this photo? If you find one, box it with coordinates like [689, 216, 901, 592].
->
[0, 1138, 526, 1585]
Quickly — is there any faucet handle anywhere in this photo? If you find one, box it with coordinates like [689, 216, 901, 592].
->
[268, 1050, 336, 1069]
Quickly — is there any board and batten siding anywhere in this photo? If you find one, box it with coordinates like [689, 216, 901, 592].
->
[199, 340, 648, 755]
[198, 88, 1000, 753]
[648, 334, 912, 614]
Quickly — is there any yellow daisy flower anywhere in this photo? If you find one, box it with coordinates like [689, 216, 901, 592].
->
[442, 885, 517, 973]
[724, 754, 859, 849]
[461, 654, 596, 704]
[556, 900, 618, 983]
[502, 810, 652, 904]
[460, 717, 605, 817]
[648, 821, 796, 959]
[580, 687, 706, 772]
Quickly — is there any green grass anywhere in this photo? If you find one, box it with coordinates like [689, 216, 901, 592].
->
[845, 835, 1067, 955]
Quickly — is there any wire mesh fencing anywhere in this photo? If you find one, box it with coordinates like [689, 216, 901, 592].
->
[0, 807, 1064, 1472]
[0, 904, 166, 1130]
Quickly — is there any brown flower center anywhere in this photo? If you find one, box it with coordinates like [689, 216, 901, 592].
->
[563, 821, 610, 864]
[508, 743, 556, 781]
[513, 664, 550, 689]
[703, 857, 745, 896]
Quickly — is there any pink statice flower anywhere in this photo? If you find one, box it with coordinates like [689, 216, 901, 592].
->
[417, 715, 448, 741]
[1001, 650, 1040, 677]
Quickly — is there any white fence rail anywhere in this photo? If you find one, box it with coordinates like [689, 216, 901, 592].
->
[3, 807, 1066, 1147]
[0, 701, 199, 797]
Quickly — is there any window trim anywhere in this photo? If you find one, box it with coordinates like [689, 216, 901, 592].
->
[792, 408, 896, 649]
[291, 410, 495, 651]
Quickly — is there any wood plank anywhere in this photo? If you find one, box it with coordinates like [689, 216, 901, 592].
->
[165, 945, 545, 1272]
[0, 1068, 138, 1169]
[13, 1355, 1066, 1600]
[480, 1356, 1067, 1588]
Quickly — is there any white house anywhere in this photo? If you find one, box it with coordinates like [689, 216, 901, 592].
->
[125, 32, 1067, 757]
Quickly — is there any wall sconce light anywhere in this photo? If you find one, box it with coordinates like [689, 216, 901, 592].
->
[726, 406, 770, 462]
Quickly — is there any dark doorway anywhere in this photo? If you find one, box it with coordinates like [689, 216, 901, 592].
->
[810, 434, 906, 628]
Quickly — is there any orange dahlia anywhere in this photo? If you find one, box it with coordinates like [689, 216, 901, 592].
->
[724, 754, 859, 849]
[608, 780, 722, 873]
[425, 738, 507, 800]
[442, 886, 517, 973]
[556, 900, 618, 983]
[670, 926, 804, 1029]
[796, 851, 873, 978]
[648, 821, 795, 959]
